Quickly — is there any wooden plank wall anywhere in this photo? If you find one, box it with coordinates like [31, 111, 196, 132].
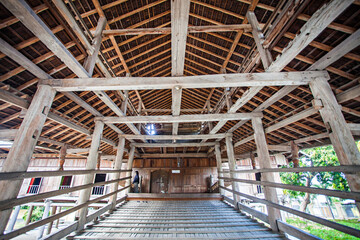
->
[132, 158, 217, 193]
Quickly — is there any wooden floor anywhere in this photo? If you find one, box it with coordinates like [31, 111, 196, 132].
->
[71, 198, 284, 239]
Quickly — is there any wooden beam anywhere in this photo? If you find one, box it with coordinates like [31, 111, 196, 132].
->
[308, 28, 360, 71]
[234, 107, 320, 147]
[267, 0, 353, 72]
[121, 133, 228, 140]
[172, 86, 182, 136]
[0, 85, 56, 233]
[41, 71, 328, 91]
[100, 24, 256, 36]
[139, 153, 208, 158]
[309, 78, 360, 210]
[77, 121, 104, 230]
[215, 143, 225, 195]
[83, 16, 107, 76]
[246, 11, 272, 69]
[98, 112, 263, 124]
[251, 117, 281, 231]
[171, 0, 190, 76]
[225, 135, 241, 206]
[132, 142, 216, 148]
[336, 85, 360, 104]
[109, 137, 125, 210]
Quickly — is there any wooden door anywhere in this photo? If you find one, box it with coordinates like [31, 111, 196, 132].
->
[150, 170, 169, 193]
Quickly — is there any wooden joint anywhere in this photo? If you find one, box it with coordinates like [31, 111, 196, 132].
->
[312, 99, 323, 110]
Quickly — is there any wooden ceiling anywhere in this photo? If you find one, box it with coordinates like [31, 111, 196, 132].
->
[0, 0, 359, 158]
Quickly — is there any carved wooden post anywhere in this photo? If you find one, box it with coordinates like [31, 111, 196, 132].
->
[250, 152, 256, 169]
[96, 152, 102, 170]
[109, 136, 126, 210]
[0, 85, 56, 233]
[125, 146, 136, 194]
[77, 121, 104, 231]
[58, 144, 67, 171]
[214, 143, 225, 195]
[225, 135, 240, 208]
[252, 117, 281, 231]
[309, 77, 360, 210]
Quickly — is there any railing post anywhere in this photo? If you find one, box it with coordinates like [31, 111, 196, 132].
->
[37, 199, 51, 239]
[0, 85, 56, 234]
[125, 146, 136, 194]
[109, 136, 126, 210]
[76, 120, 104, 231]
[309, 77, 360, 210]
[46, 206, 57, 235]
[214, 143, 225, 195]
[252, 117, 281, 231]
[6, 205, 21, 233]
[225, 135, 240, 208]
[25, 205, 34, 226]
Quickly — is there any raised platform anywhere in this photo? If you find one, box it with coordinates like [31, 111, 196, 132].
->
[127, 193, 222, 201]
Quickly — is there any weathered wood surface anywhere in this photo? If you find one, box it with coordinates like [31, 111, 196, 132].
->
[40, 71, 328, 91]
[73, 200, 283, 239]
[97, 112, 263, 124]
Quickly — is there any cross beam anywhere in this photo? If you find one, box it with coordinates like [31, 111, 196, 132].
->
[40, 71, 328, 91]
[96, 112, 263, 124]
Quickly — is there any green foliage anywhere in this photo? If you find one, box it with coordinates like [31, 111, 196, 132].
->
[280, 145, 349, 200]
[22, 206, 45, 223]
[286, 218, 360, 240]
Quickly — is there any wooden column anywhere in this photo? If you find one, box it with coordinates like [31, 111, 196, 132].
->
[55, 207, 61, 229]
[96, 152, 102, 170]
[225, 135, 240, 207]
[77, 121, 104, 231]
[252, 117, 281, 231]
[37, 199, 51, 239]
[58, 144, 67, 171]
[309, 77, 360, 209]
[109, 137, 126, 210]
[125, 146, 136, 194]
[0, 85, 56, 233]
[25, 205, 34, 225]
[290, 141, 299, 168]
[214, 143, 225, 195]
[250, 152, 256, 169]
[46, 206, 57, 235]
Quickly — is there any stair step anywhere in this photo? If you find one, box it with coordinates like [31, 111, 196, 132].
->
[89, 223, 259, 228]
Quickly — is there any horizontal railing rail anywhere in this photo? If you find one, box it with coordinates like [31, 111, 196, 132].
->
[219, 165, 360, 174]
[220, 186, 360, 238]
[0, 176, 131, 211]
[0, 186, 130, 240]
[219, 176, 360, 201]
[0, 169, 131, 181]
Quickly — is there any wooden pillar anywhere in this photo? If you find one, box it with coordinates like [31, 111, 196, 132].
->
[25, 205, 34, 225]
[37, 199, 51, 239]
[225, 135, 240, 207]
[77, 121, 104, 231]
[58, 144, 67, 171]
[125, 146, 136, 194]
[96, 152, 102, 170]
[214, 143, 225, 195]
[0, 85, 56, 233]
[309, 77, 360, 210]
[252, 117, 281, 231]
[46, 206, 57, 235]
[109, 137, 126, 210]
[290, 141, 299, 168]
[55, 207, 61, 228]
[250, 152, 256, 169]
[6, 205, 21, 232]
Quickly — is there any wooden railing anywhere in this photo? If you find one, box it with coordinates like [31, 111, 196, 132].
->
[0, 169, 132, 240]
[219, 165, 360, 239]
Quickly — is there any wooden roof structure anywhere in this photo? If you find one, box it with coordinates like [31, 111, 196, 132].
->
[0, 0, 359, 159]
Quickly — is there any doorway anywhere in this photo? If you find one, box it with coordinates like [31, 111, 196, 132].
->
[150, 170, 169, 193]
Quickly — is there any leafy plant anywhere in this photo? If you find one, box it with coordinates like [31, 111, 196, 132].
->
[280, 145, 349, 212]
[22, 206, 45, 223]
